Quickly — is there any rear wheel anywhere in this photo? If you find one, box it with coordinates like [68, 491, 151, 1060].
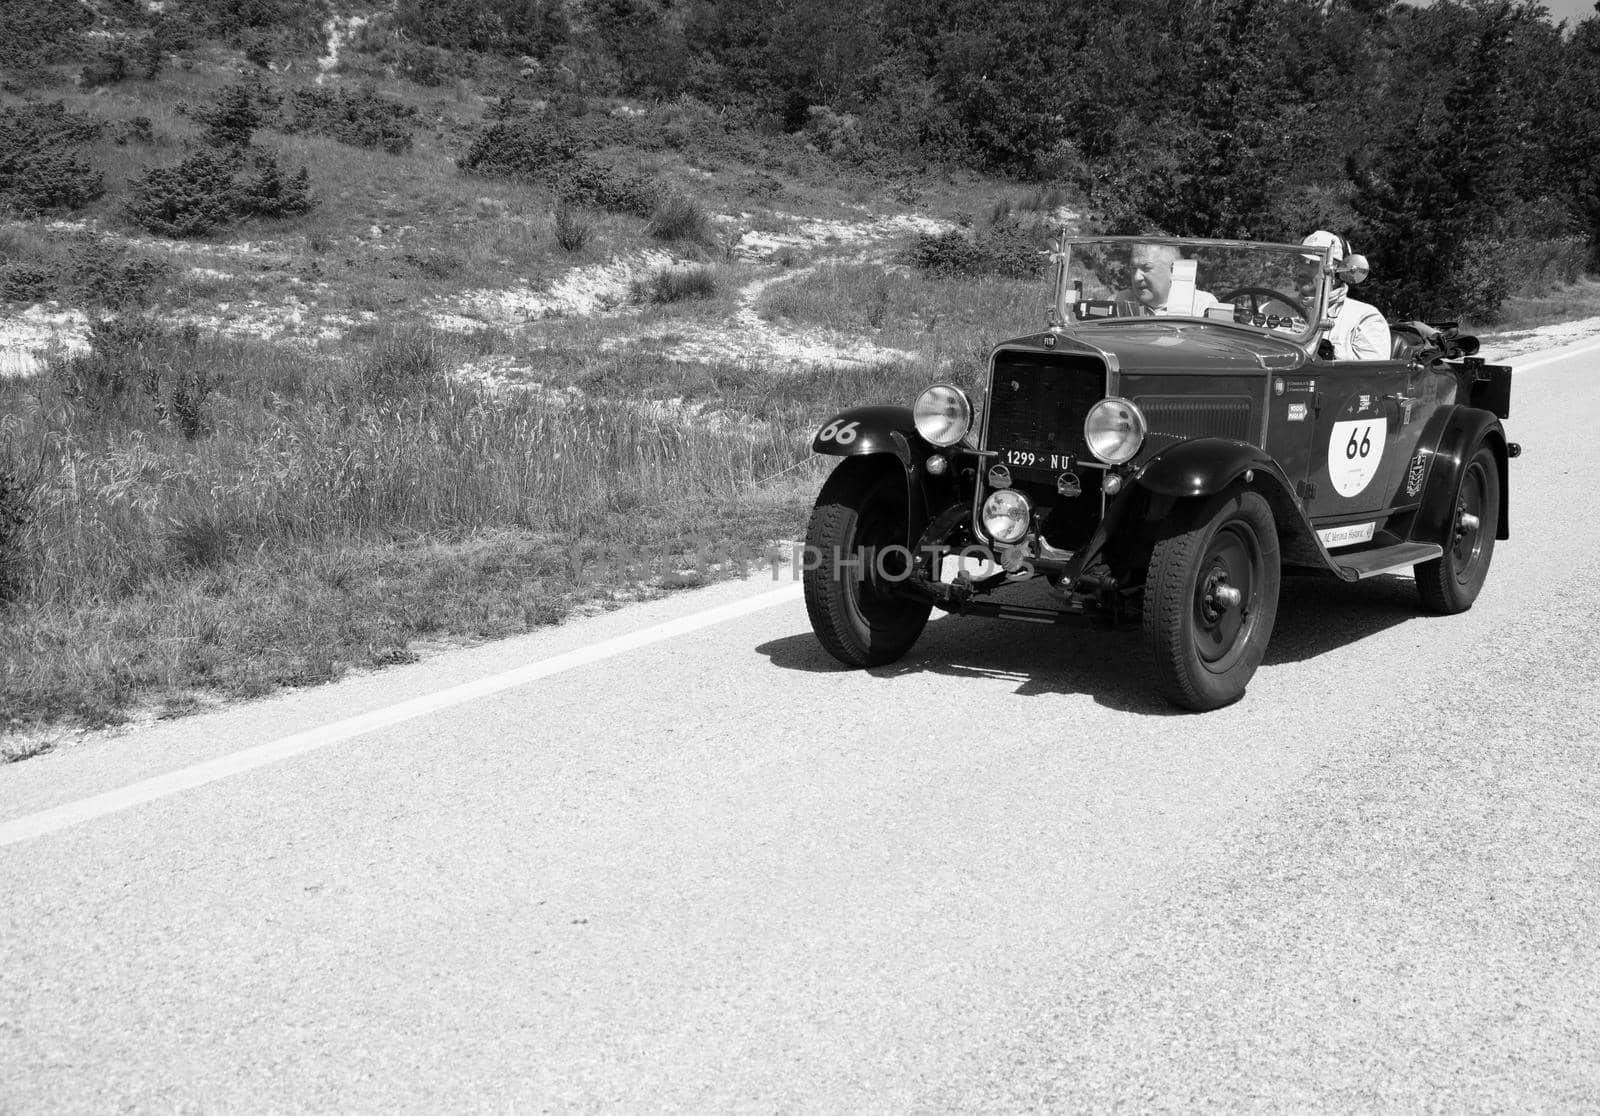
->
[804, 459, 932, 668]
[1416, 443, 1499, 614]
[1144, 490, 1281, 711]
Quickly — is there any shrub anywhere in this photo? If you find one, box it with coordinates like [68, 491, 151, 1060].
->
[360, 329, 445, 397]
[124, 150, 240, 237]
[553, 203, 592, 252]
[0, 467, 34, 605]
[0, 102, 106, 215]
[457, 117, 583, 178]
[908, 230, 982, 276]
[53, 315, 167, 404]
[80, 43, 130, 88]
[193, 81, 274, 149]
[556, 160, 656, 217]
[68, 240, 172, 307]
[634, 265, 717, 304]
[0, 262, 56, 303]
[0, 0, 92, 73]
[125, 149, 314, 236]
[280, 86, 419, 154]
[646, 192, 712, 245]
[236, 154, 314, 219]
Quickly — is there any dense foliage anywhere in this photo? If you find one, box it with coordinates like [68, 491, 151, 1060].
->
[5, 0, 1598, 319]
[0, 103, 105, 216]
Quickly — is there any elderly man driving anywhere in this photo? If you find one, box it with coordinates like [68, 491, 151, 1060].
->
[1122, 243, 1221, 317]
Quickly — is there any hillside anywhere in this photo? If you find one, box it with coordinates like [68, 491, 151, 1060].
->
[0, 11, 1080, 746]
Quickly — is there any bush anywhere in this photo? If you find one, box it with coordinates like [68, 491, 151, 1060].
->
[0, 262, 55, 303]
[556, 160, 656, 217]
[124, 150, 240, 237]
[125, 148, 315, 237]
[80, 43, 130, 88]
[646, 193, 712, 245]
[907, 217, 1048, 280]
[457, 117, 583, 178]
[360, 328, 446, 397]
[280, 86, 419, 154]
[68, 241, 172, 307]
[0, 102, 106, 215]
[0, 0, 92, 74]
[908, 230, 982, 276]
[459, 117, 656, 216]
[236, 154, 314, 219]
[553, 204, 592, 252]
[0, 467, 34, 605]
[193, 81, 277, 149]
[634, 265, 718, 304]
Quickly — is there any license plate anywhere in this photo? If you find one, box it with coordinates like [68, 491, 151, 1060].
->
[994, 447, 1072, 471]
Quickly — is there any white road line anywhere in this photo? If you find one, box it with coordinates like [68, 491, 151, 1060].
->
[1494, 335, 1600, 373]
[0, 583, 806, 848]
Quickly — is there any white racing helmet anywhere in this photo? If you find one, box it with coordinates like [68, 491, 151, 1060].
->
[1301, 229, 1369, 318]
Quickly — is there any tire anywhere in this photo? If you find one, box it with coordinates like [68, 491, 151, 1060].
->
[1143, 490, 1281, 712]
[803, 458, 932, 668]
[1416, 443, 1499, 614]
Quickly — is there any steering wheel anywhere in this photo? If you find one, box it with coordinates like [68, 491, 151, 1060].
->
[1221, 286, 1308, 322]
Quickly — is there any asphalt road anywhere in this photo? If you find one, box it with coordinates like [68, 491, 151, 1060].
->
[3, 338, 1599, 1112]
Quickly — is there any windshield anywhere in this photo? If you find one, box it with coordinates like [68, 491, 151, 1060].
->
[1053, 237, 1330, 345]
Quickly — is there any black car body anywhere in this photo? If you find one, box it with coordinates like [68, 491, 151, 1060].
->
[803, 236, 1517, 710]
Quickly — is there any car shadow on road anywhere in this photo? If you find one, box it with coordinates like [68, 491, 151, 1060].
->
[755, 572, 1425, 714]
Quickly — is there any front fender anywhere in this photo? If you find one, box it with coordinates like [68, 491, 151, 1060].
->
[810, 405, 963, 549]
[811, 405, 920, 461]
[1132, 438, 1288, 499]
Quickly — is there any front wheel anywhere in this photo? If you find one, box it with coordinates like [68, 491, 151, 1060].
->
[804, 459, 932, 668]
[1415, 443, 1499, 614]
[1143, 490, 1281, 711]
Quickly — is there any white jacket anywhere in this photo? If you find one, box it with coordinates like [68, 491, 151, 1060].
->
[1328, 296, 1391, 361]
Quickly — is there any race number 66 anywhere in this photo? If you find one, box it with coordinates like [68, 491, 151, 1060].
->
[818, 419, 860, 445]
[1345, 425, 1373, 460]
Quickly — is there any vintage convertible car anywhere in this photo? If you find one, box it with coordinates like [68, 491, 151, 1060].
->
[803, 236, 1518, 710]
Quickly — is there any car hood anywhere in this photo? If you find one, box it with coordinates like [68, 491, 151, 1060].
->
[1000, 323, 1309, 373]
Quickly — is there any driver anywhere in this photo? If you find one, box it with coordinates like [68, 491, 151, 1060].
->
[1121, 243, 1221, 317]
[1300, 230, 1391, 360]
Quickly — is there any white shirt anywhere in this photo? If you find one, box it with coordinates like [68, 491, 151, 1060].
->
[1328, 296, 1391, 360]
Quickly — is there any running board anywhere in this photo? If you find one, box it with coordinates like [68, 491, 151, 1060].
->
[1335, 541, 1443, 580]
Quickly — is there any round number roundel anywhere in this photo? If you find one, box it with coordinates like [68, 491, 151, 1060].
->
[1326, 419, 1385, 497]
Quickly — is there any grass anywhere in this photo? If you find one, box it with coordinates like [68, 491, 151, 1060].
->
[1474, 276, 1600, 335]
[0, 321, 947, 741]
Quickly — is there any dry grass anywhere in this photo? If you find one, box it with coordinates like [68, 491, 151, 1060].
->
[1475, 276, 1600, 334]
[0, 322, 939, 739]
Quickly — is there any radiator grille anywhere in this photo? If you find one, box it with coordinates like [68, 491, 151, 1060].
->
[983, 353, 1105, 462]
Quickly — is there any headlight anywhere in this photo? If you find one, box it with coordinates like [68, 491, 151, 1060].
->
[981, 488, 1032, 544]
[1084, 397, 1147, 465]
[913, 384, 972, 447]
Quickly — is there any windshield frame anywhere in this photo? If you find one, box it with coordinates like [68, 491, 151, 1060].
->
[1049, 235, 1333, 347]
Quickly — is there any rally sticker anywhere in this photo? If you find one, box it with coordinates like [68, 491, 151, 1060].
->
[1317, 521, 1377, 549]
[1287, 402, 1308, 422]
[1327, 419, 1386, 497]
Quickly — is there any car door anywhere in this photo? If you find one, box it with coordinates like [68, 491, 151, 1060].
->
[1302, 356, 1433, 542]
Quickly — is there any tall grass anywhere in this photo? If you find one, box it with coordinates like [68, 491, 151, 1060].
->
[0, 323, 938, 734]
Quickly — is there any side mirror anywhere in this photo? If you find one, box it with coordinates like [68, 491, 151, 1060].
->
[1336, 253, 1369, 285]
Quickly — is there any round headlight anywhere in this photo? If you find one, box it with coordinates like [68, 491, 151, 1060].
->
[1084, 397, 1147, 465]
[914, 384, 972, 448]
[981, 488, 1033, 544]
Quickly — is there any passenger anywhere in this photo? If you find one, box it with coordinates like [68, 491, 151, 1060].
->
[1300, 230, 1391, 360]
[1121, 243, 1221, 318]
